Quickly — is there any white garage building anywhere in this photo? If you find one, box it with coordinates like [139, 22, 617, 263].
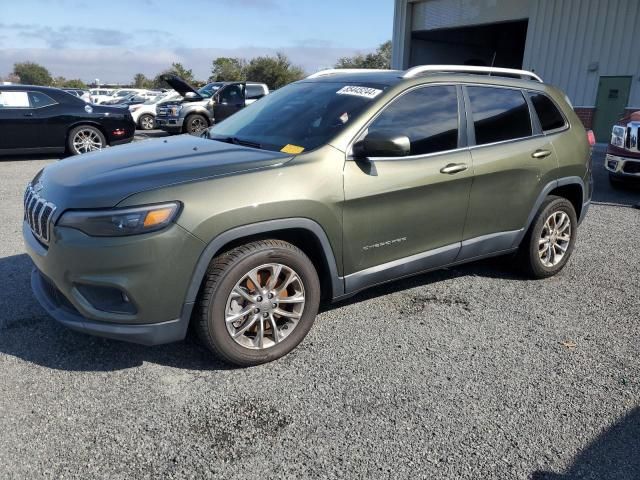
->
[391, 0, 640, 141]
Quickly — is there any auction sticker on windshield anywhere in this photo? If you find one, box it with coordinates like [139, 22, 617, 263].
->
[336, 86, 383, 99]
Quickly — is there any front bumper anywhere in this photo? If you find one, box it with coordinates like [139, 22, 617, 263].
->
[31, 268, 188, 345]
[605, 153, 640, 179]
[23, 220, 205, 345]
[156, 117, 183, 133]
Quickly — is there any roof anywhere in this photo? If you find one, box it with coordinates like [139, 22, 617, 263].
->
[303, 65, 546, 89]
[0, 84, 62, 93]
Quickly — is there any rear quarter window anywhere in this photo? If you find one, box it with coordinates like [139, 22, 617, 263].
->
[530, 93, 566, 132]
[467, 86, 532, 145]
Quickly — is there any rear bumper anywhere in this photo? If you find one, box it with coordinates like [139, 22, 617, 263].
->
[31, 268, 188, 345]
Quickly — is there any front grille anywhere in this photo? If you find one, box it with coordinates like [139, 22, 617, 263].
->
[24, 184, 56, 245]
[623, 161, 640, 174]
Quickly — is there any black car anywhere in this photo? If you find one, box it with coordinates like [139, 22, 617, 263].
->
[0, 85, 136, 156]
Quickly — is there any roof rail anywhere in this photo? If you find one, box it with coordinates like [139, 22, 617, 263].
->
[307, 68, 392, 79]
[402, 65, 543, 82]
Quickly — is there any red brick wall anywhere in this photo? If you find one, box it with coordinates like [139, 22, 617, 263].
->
[574, 107, 595, 129]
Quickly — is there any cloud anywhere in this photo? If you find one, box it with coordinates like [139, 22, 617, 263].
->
[0, 46, 376, 83]
[0, 23, 178, 49]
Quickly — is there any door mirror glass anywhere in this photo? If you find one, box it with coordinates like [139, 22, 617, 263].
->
[353, 130, 410, 158]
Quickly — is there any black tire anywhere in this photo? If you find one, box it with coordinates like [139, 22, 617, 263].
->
[195, 240, 320, 367]
[67, 125, 106, 155]
[518, 195, 578, 279]
[184, 114, 209, 135]
[138, 114, 155, 131]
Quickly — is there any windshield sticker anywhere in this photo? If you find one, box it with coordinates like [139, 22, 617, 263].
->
[336, 86, 383, 99]
[281, 144, 305, 154]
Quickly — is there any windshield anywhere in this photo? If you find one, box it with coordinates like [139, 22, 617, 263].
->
[198, 83, 224, 98]
[115, 90, 131, 97]
[144, 94, 166, 105]
[208, 82, 388, 152]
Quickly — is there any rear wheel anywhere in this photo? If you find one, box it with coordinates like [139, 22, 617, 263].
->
[195, 240, 320, 366]
[138, 114, 155, 130]
[184, 114, 208, 135]
[519, 196, 578, 279]
[67, 125, 106, 155]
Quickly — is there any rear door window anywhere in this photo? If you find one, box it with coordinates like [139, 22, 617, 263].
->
[467, 86, 532, 145]
[246, 85, 265, 100]
[28, 91, 57, 108]
[529, 93, 566, 132]
[367, 85, 459, 156]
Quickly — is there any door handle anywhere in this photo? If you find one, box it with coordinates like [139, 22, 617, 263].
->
[23, 112, 34, 117]
[532, 149, 552, 159]
[440, 163, 468, 174]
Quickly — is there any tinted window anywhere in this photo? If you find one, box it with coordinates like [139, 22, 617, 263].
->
[29, 91, 57, 108]
[530, 93, 565, 131]
[367, 86, 459, 155]
[246, 84, 265, 100]
[467, 86, 532, 145]
[219, 84, 243, 103]
[0, 91, 30, 108]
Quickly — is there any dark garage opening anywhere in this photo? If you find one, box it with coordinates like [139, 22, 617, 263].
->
[410, 20, 529, 69]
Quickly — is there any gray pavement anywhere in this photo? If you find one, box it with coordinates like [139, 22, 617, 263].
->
[0, 142, 638, 479]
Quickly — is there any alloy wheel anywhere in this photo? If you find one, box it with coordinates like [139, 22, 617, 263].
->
[225, 263, 305, 350]
[140, 115, 154, 130]
[72, 128, 103, 154]
[538, 210, 571, 267]
[189, 117, 207, 134]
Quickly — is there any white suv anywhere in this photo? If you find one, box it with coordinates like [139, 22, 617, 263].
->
[129, 92, 181, 130]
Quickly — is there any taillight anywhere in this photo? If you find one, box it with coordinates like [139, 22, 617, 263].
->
[587, 130, 596, 147]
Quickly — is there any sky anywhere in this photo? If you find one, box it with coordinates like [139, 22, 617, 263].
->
[0, 0, 394, 84]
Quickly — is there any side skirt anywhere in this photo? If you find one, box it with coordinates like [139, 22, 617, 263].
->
[339, 230, 521, 299]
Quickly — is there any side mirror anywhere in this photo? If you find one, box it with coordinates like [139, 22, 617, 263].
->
[185, 92, 197, 99]
[353, 131, 411, 159]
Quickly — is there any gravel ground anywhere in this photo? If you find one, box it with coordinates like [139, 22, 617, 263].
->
[0, 143, 638, 479]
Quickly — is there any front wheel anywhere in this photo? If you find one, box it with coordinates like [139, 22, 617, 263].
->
[67, 125, 106, 155]
[184, 114, 209, 135]
[138, 114, 155, 130]
[195, 240, 320, 366]
[518, 196, 578, 279]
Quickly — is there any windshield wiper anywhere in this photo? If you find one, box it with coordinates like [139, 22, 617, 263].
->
[207, 134, 263, 150]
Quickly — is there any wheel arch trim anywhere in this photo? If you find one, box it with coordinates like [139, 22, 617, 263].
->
[183, 218, 344, 307]
[512, 175, 585, 248]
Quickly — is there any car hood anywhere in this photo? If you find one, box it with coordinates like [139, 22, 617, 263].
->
[37, 135, 292, 210]
[160, 74, 202, 99]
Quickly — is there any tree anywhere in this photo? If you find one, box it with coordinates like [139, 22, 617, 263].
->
[64, 78, 87, 89]
[52, 76, 87, 89]
[153, 62, 196, 88]
[133, 73, 153, 89]
[243, 53, 304, 90]
[12, 62, 53, 86]
[335, 40, 392, 69]
[210, 57, 246, 82]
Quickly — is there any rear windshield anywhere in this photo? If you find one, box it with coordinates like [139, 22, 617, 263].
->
[208, 81, 389, 153]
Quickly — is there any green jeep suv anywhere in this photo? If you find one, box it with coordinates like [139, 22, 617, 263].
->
[24, 66, 593, 366]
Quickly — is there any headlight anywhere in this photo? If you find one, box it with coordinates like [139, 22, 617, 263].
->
[58, 202, 181, 237]
[611, 125, 626, 148]
[169, 105, 182, 116]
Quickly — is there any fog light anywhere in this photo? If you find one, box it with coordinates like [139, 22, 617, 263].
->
[75, 284, 137, 315]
